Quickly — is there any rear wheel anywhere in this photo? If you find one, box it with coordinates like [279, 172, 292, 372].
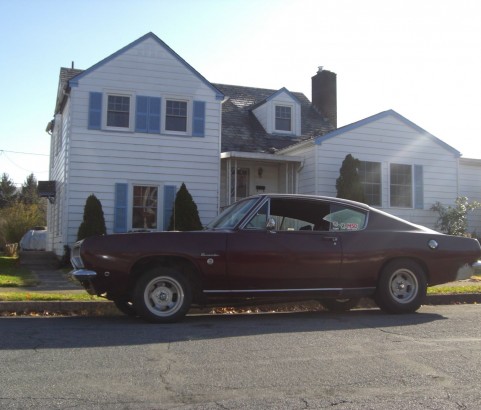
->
[375, 259, 427, 314]
[319, 298, 360, 312]
[133, 268, 192, 323]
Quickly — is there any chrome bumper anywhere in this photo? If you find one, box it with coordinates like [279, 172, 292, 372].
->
[70, 269, 97, 281]
[473, 261, 481, 276]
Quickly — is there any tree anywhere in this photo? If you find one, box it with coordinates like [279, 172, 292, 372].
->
[77, 194, 107, 240]
[431, 196, 481, 237]
[336, 154, 365, 202]
[168, 183, 203, 231]
[20, 173, 40, 205]
[0, 173, 17, 208]
[0, 201, 46, 246]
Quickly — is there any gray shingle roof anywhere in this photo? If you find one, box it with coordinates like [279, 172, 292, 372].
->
[55, 67, 83, 114]
[213, 83, 335, 153]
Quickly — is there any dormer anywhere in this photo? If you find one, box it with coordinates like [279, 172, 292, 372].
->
[251, 87, 301, 136]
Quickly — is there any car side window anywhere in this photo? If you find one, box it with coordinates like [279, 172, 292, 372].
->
[323, 205, 367, 232]
[244, 202, 268, 229]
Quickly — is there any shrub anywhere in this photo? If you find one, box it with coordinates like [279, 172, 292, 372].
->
[336, 154, 365, 202]
[77, 194, 107, 240]
[0, 201, 46, 246]
[431, 196, 481, 236]
[168, 183, 203, 231]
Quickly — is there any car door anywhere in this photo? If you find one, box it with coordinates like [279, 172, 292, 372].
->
[225, 197, 343, 291]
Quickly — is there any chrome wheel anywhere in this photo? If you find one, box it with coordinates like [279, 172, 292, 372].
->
[134, 269, 192, 323]
[144, 276, 184, 316]
[375, 259, 427, 314]
[388, 268, 419, 304]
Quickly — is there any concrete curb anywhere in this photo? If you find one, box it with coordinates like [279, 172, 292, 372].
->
[1, 294, 480, 316]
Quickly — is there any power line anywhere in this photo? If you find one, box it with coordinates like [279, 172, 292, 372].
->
[0, 149, 49, 157]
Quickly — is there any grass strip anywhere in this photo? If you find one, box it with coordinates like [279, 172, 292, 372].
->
[0, 256, 38, 287]
[0, 292, 104, 302]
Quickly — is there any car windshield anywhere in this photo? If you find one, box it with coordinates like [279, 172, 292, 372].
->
[206, 197, 260, 229]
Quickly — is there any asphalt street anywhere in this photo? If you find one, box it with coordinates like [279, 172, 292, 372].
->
[1, 304, 481, 409]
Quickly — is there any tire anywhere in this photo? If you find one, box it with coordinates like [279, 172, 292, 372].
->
[319, 298, 360, 312]
[133, 268, 192, 323]
[113, 298, 137, 316]
[375, 259, 427, 314]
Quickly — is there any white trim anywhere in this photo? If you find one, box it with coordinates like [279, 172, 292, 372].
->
[102, 91, 135, 132]
[162, 96, 192, 136]
[203, 287, 376, 294]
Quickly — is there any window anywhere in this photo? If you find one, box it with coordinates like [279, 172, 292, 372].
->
[107, 95, 130, 128]
[166, 100, 187, 132]
[231, 168, 249, 200]
[275, 105, 292, 131]
[390, 164, 412, 208]
[132, 185, 158, 230]
[359, 161, 381, 206]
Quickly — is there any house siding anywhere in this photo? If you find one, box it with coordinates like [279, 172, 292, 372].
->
[284, 114, 460, 229]
[459, 159, 481, 235]
[50, 36, 221, 251]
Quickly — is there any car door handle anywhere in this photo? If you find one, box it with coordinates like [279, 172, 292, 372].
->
[322, 236, 338, 245]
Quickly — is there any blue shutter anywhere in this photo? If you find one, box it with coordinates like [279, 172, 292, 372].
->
[163, 185, 176, 230]
[192, 101, 206, 137]
[414, 165, 424, 209]
[135, 96, 161, 133]
[148, 97, 161, 133]
[114, 183, 128, 233]
[88, 92, 102, 129]
[135, 96, 148, 132]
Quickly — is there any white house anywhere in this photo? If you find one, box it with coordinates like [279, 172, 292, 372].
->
[45, 33, 223, 255]
[45, 32, 481, 256]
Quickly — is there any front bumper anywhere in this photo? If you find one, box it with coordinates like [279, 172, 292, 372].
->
[70, 269, 98, 295]
[70, 269, 97, 281]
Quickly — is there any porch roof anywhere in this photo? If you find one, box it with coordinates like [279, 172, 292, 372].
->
[221, 151, 303, 164]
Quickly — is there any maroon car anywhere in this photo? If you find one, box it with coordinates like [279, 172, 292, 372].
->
[70, 194, 481, 323]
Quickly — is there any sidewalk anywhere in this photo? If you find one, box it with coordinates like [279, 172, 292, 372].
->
[1, 252, 480, 316]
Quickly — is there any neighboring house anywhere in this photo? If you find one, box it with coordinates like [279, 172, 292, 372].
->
[45, 32, 481, 255]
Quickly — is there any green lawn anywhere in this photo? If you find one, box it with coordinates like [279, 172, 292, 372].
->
[0, 256, 38, 287]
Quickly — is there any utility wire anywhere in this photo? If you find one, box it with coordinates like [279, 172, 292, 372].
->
[0, 149, 49, 156]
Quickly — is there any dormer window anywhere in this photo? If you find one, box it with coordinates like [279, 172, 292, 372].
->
[275, 105, 292, 132]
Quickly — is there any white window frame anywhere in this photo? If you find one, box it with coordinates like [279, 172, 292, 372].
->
[274, 105, 292, 133]
[163, 97, 192, 135]
[389, 163, 414, 209]
[359, 161, 382, 207]
[103, 92, 135, 131]
[273, 104, 294, 134]
[130, 183, 160, 231]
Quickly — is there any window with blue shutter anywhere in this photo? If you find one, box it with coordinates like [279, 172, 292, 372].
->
[114, 183, 128, 233]
[414, 165, 424, 209]
[192, 101, 206, 137]
[135, 96, 161, 134]
[88, 92, 102, 129]
[163, 185, 176, 230]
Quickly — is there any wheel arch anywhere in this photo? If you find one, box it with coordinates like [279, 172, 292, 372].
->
[127, 255, 203, 301]
[377, 256, 430, 285]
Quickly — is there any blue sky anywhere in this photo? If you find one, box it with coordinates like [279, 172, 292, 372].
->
[1, 0, 481, 186]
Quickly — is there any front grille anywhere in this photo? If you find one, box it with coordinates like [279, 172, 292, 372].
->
[70, 240, 84, 269]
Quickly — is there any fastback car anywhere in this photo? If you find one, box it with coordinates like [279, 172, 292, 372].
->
[71, 194, 481, 323]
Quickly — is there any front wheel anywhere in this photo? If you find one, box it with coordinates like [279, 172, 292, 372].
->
[133, 269, 192, 323]
[375, 259, 427, 314]
[319, 298, 360, 312]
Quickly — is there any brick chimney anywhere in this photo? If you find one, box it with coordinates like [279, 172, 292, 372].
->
[312, 67, 337, 128]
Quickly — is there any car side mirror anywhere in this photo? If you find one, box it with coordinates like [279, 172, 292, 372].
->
[266, 217, 276, 231]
